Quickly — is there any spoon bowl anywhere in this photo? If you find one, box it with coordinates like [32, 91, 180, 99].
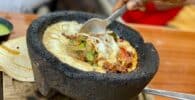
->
[79, 18, 108, 34]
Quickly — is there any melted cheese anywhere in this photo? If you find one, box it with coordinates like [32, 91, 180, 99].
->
[43, 21, 137, 73]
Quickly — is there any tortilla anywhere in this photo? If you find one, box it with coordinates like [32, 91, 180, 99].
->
[0, 37, 34, 82]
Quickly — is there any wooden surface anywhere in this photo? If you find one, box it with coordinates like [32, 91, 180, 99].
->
[0, 72, 3, 100]
[127, 24, 195, 100]
[0, 12, 195, 100]
[3, 74, 37, 100]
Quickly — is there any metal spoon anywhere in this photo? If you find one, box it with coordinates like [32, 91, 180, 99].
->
[79, 0, 140, 34]
[143, 87, 195, 100]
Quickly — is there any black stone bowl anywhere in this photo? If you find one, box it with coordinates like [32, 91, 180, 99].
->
[27, 11, 159, 100]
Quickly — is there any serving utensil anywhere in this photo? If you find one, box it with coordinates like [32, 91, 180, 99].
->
[79, 0, 140, 34]
[144, 87, 195, 100]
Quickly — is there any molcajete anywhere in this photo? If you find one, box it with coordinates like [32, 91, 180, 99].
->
[27, 11, 159, 100]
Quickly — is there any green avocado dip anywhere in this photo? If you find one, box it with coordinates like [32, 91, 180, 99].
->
[0, 24, 10, 36]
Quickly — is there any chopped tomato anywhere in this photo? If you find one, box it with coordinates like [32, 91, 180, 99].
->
[118, 48, 132, 63]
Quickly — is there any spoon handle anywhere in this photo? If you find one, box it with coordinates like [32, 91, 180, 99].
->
[143, 88, 195, 100]
[106, 0, 139, 23]
[106, 5, 127, 23]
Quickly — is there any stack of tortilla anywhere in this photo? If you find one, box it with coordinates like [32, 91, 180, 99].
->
[0, 37, 34, 82]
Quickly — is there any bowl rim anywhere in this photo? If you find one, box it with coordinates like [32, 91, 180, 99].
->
[27, 11, 159, 82]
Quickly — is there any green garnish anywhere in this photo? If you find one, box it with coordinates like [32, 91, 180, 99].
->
[86, 51, 95, 62]
[67, 35, 98, 64]
[78, 43, 86, 49]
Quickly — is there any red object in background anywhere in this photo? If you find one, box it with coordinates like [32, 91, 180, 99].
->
[122, 2, 182, 25]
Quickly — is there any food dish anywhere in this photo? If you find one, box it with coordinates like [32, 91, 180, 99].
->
[27, 11, 159, 100]
[43, 21, 137, 73]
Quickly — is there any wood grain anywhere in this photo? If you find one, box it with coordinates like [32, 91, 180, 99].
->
[128, 23, 195, 92]
[127, 23, 195, 100]
[0, 12, 195, 100]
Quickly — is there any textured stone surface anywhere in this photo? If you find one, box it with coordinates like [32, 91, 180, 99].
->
[3, 73, 153, 100]
[27, 11, 159, 100]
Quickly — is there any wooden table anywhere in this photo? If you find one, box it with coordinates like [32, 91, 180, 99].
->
[0, 12, 195, 100]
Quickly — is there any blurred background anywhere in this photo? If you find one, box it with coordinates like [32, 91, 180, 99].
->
[0, 0, 194, 31]
[0, 0, 114, 16]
